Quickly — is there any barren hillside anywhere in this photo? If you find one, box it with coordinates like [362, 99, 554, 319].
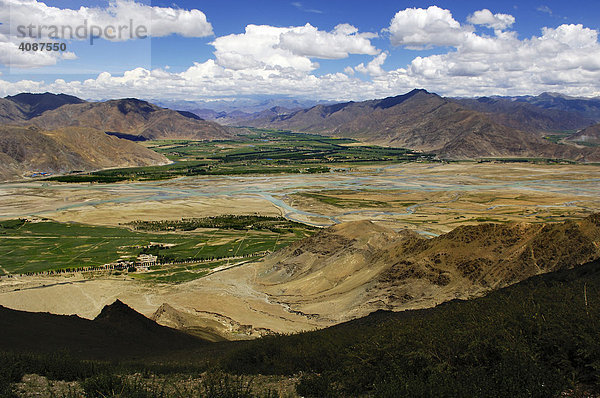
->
[256, 215, 600, 323]
[0, 125, 169, 181]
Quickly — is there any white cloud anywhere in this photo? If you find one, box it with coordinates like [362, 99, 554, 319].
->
[540, 24, 598, 48]
[387, 6, 472, 49]
[212, 25, 316, 72]
[391, 22, 600, 96]
[0, 0, 213, 68]
[0, 33, 76, 68]
[279, 23, 378, 59]
[380, 7, 600, 97]
[212, 23, 378, 72]
[355, 52, 388, 76]
[467, 9, 515, 30]
[0, 0, 213, 41]
[3, 7, 600, 101]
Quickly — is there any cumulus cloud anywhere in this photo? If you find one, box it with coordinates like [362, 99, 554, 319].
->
[379, 6, 600, 97]
[394, 22, 600, 96]
[0, 33, 76, 68]
[355, 52, 388, 76]
[0, 0, 212, 68]
[0, 0, 213, 41]
[387, 6, 471, 49]
[279, 23, 378, 59]
[3, 6, 600, 101]
[212, 23, 378, 72]
[467, 9, 515, 30]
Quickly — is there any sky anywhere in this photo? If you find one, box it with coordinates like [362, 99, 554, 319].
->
[1, 0, 600, 102]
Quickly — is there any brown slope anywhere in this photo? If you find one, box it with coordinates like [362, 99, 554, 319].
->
[567, 123, 600, 145]
[516, 92, 600, 122]
[0, 98, 29, 124]
[151, 303, 229, 342]
[454, 97, 595, 133]
[243, 89, 428, 135]
[29, 98, 233, 140]
[0, 125, 169, 181]
[255, 215, 600, 323]
[243, 89, 600, 160]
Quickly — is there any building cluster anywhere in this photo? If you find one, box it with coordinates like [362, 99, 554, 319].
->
[136, 254, 158, 270]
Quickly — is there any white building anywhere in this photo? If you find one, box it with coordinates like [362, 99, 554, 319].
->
[136, 254, 158, 270]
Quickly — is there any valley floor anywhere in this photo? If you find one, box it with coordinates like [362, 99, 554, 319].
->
[1, 162, 600, 337]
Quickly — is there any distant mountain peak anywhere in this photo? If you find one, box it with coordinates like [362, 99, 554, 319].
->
[5, 92, 84, 104]
[374, 88, 433, 110]
[4, 92, 85, 119]
[110, 98, 157, 115]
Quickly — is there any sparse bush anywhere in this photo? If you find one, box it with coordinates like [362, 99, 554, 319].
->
[199, 371, 256, 398]
[81, 374, 167, 398]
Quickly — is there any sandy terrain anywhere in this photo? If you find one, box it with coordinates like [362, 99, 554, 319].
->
[2, 163, 598, 233]
[1, 163, 600, 336]
[48, 196, 283, 226]
[0, 262, 323, 337]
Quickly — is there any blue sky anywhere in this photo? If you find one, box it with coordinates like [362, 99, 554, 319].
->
[1, 0, 600, 100]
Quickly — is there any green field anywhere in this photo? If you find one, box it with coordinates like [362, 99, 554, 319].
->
[47, 129, 436, 183]
[0, 217, 313, 280]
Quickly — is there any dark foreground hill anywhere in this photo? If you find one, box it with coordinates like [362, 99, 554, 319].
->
[0, 299, 207, 360]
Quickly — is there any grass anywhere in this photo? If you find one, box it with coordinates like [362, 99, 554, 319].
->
[0, 218, 314, 278]
[46, 129, 436, 183]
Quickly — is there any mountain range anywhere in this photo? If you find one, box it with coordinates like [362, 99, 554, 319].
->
[2, 90, 600, 182]
[454, 96, 595, 133]
[0, 93, 235, 181]
[511, 92, 600, 121]
[0, 93, 233, 141]
[238, 89, 600, 160]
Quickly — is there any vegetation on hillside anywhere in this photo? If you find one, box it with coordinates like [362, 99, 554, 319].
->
[219, 259, 600, 397]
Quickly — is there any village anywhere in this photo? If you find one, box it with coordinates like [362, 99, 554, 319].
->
[0, 250, 272, 280]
